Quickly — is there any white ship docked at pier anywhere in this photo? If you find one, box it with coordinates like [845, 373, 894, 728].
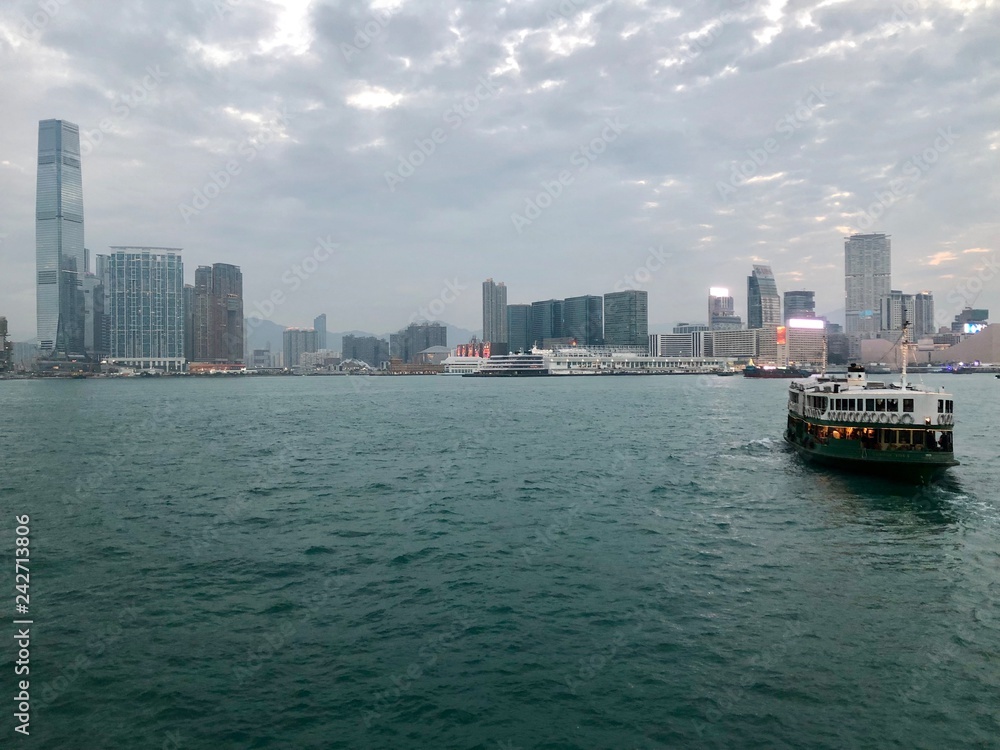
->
[453, 347, 735, 376]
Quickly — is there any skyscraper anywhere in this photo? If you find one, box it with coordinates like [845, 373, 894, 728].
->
[482, 279, 508, 344]
[283, 328, 318, 367]
[562, 295, 604, 345]
[747, 264, 781, 329]
[390, 322, 447, 362]
[603, 290, 648, 347]
[101, 247, 185, 371]
[191, 263, 244, 363]
[879, 289, 913, 334]
[783, 290, 816, 323]
[314, 313, 328, 350]
[708, 287, 741, 330]
[913, 292, 934, 338]
[845, 233, 891, 337]
[530, 299, 563, 344]
[36, 119, 86, 357]
[0, 317, 11, 372]
[506, 304, 532, 352]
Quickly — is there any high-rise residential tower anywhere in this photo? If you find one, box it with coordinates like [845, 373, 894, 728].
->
[845, 233, 891, 337]
[912, 292, 934, 338]
[101, 247, 185, 371]
[747, 264, 781, 329]
[191, 263, 244, 363]
[603, 290, 648, 348]
[783, 290, 816, 323]
[36, 119, 86, 357]
[482, 279, 508, 344]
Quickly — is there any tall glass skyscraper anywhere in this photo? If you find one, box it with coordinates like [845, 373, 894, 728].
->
[603, 290, 648, 348]
[845, 233, 891, 337]
[562, 295, 604, 345]
[747, 264, 781, 329]
[36, 119, 86, 356]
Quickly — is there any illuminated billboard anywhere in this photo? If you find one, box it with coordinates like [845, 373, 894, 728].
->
[788, 318, 826, 330]
[964, 322, 987, 334]
[776, 326, 786, 345]
[709, 287, 729, 297]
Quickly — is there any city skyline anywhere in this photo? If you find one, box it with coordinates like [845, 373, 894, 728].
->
[2, 2, 998, 340]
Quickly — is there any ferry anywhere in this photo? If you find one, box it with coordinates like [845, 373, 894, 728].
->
[785, 360, 958, 481]
[745, 360, 812, 379]
[462, 352, 550, 377]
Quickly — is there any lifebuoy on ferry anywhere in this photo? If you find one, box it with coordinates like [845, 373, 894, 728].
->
[899, 414, 913, 425]
[889, 414, 899, 424]
[878, 413, 889, 423]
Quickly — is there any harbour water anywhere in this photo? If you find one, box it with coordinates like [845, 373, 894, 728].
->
[2, 375, 998, 748]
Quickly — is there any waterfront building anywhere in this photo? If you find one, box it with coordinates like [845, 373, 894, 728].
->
[708, 288, 741, 330]
[314, 313, 327, 350]
[562, 295, 604, 346]
[482, 279, 508, 344]
[845, 232, 891, 337]
[191, 263, 244, 363]
[507, 304, 532, 352]
[673, 322, 709, 334]
[101, 247, 185, 371]
[951, 307, 989, 334]
[649, 333, 697, 357]
[248, 348, 277, 369]
[779, 319, 827, 367]
[879, 289, 914, 337]
[81, 272, 106, 358]
[707, 329, 757, 358]
[0, 317, 11, 372]
[531, 299, 563, 344]
[783, 291, 816, 324]
[747, 265, 781, 329]
[341, 334, 389, 367]
[36, 119, 87, 357]
[603, 290, 648, 348]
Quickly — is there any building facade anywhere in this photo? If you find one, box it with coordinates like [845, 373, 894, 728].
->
[531, 299, 563, 344]
[845, 232, 891, 337]
[562, 295, 604, 346]
[190, 263, 244, 363]
[283, 328, 318, 367]
[747, 265, 781, 329]
[314, 313, 327, 350]
[102, 248, 185, 371]
[783, 290, 816, 323]
[341, 334, 389, 367]
[708, 287, 741, 330]
[912, 292, 934, 338]
[507, 304, 532, 352]
[603, 290, 648, 348]
[391, 322, 447, 363]
[482, 279, 508, 344]
[36, 119, 87, 357]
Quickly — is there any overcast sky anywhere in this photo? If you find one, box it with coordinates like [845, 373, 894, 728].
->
[1, 0, 998, 340]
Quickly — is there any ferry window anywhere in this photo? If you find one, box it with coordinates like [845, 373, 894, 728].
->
[866, 398, 875, 411]
[885, 429, 896, 443]
[903, 399, 914, 412]
[849, 399, 857, 410]
[820, 397, 828, 410]
[875, 398, 885, 412]
[886, 398, 898, 412]
[937, 399, 944, 413]
[946, 400, 953, 414]
[789, 393, 799, 403]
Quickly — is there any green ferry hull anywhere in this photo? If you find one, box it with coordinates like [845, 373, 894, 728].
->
[784, 433, 958, 482]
